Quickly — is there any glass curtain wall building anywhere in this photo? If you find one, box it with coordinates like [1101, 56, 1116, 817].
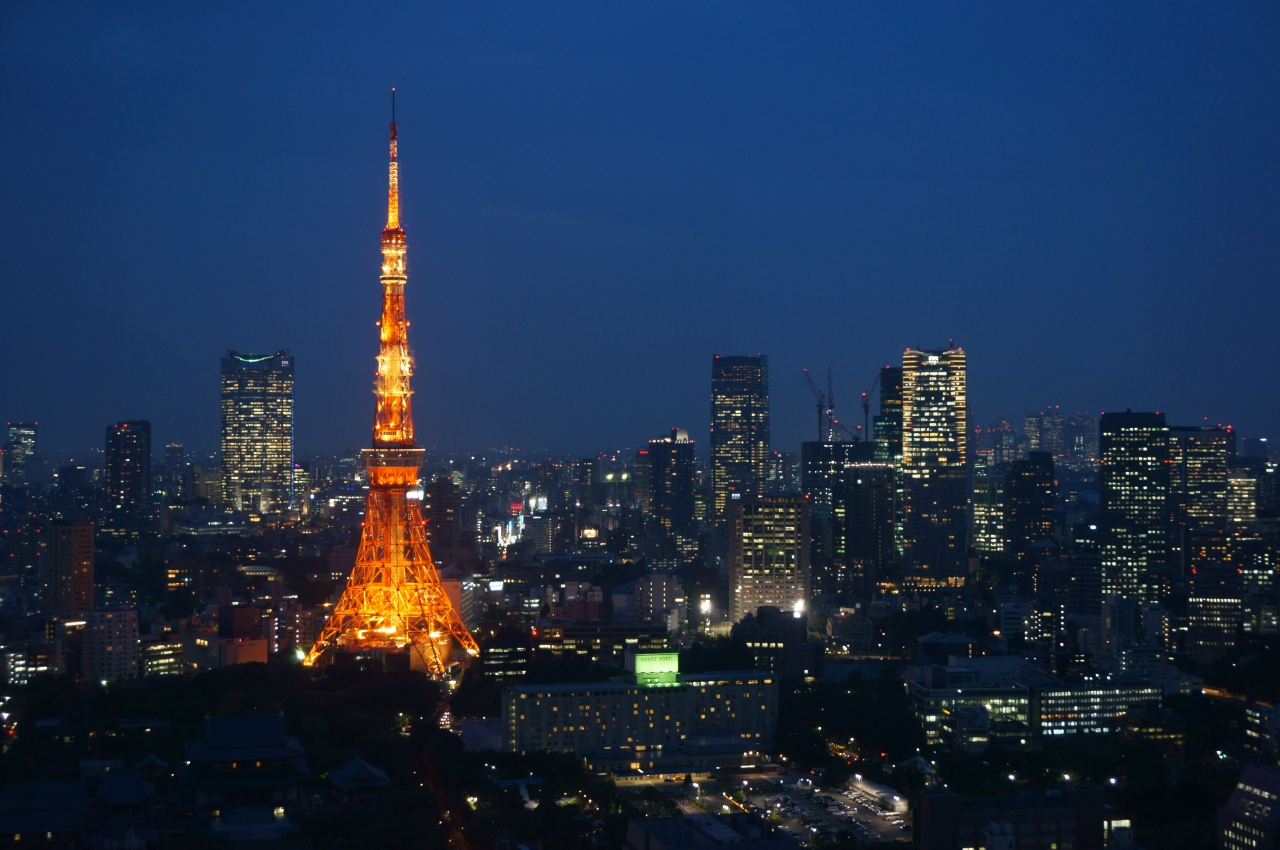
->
[220, 351, 295, 514]
[1099, 411, 1169, 601]
[710, 355, 770, 521]
[901, 346, 968, 587]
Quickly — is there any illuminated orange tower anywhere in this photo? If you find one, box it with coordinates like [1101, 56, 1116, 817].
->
[305, 93, 479, 676]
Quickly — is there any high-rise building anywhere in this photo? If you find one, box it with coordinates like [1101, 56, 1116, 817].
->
[901, 346, 968, 587]
[1168, 425, 1233, 573]
[872, 366, 903, 464]
[971, 454, 1005, 557]
[844, 462, 896, 593]
[43, 520, 94, 618]
[1005, 451, 1055, 561]
[801, 439, 868, 592]
[800, 441, 865, 516]
[766, 450, 800, 495]
[728, 494, 810, 623]
[872, 366, 905, 555]
[1099, 411, 1170, 602]
[574, 457, 599, 507]
[4, 422, 37, 485]
[83, 608, 138, 683]
[190, 465, 223, 505]
[1066, 523, 1103, 621]
[423, 474, 460, 555]
[1025, 406, 1066, 464]
[55, 464, 94, 520]
[976, 418, 1018, 466]
[1065, 413, 1100, 473]
[220, 350, 295, 514]
[633, 447, 651, 512]
[164, 442, 184, 468]
[1188, 564, 1243, 663]
[1232, 455, 1279, 514]
[647, 428, 697, 541]
[1227, 471, 1258, 534]
[710, 355, 770, 520]
[105, 420, 152, 511]
[162, 442, 186, 496]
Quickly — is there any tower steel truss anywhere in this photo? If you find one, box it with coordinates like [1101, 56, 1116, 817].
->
[305, 94, 479, 676]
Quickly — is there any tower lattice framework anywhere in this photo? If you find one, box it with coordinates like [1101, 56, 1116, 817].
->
[305, 94, 479, 676]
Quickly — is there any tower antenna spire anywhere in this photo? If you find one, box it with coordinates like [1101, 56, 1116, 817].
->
[386, 88, 399, 230]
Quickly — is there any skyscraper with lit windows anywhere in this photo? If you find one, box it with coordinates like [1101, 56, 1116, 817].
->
[1005, 451, 1055, 561]
[44, 520, 94, 618]
[102, 420, 152, 538]
[647, 428, 697, 542]
[105, 420, 152, 511]
[1065, 413, 1099, 472]
[728, 494, 810, 623]
[901, 345, 968, 587]
[4, 422, 37, 485]
[710, 355, 770, 520]
[1099, 411, 1169, 601]
[220, 350, 295, 514]
[1168, 425, 1233, 573]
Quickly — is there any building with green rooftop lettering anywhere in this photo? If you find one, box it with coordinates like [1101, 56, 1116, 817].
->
[502, 650, 778, 774]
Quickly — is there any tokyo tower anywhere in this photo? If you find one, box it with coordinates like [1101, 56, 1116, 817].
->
[304, 93, 479, 676]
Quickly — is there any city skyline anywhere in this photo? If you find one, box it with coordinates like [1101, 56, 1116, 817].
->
[2, 8, 1279, 848]
[3, 5, 1279, 455]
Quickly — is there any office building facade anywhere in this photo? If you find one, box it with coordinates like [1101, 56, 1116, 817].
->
[4, 422, 37, 485]
[971, 454, 1006, 557]
[844, 462, 897, 593]
[1025, 406, 1066, 463]
[1032, 681, 1162, 737]
[502, 651, 778, 771]
[1065, 413, 1100, 473]
[710, 355, 770, 520]
[1218, 765, 1280, 850]
[220, 350, 295, 514]
[44, 520, 94, 618]
[1169, 425, 1233, 573]
[105, 420, 152, 512]
[83, 609, 139, 683]
[1099, 411, 1170, 602]
[647, 428, 697, 541]
[1004, 451, 1055, 561]
[901, 346, 968, 587]
[727, 495, 810, 623]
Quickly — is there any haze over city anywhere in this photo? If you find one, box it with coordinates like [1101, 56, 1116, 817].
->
[3, 3, 1278, 454]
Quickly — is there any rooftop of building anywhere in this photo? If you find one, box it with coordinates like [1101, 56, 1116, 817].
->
[505, 670, 773, 696]
[184, 715, 306, 763]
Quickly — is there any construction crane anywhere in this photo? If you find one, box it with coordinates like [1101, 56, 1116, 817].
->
[798, 366, 839, 440]
[860, 371, 881, 443]
[802, 367, 828, 442]
[804, 366, 851, 443]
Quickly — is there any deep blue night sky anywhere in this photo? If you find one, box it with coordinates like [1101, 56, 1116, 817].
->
[2, 3, 1278, 457]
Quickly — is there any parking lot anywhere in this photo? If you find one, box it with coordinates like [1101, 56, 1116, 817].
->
[746, 785, 910, 844]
